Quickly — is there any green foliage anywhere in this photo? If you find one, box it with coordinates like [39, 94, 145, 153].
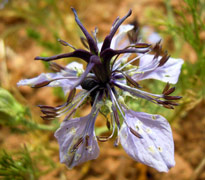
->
[158, 0, 204, 84]
[133, 0, 205, 123]
[26, 28, 41, 40]
[53, 87, 65, 100]
[126, 79, 181, 122]
[0, 145, 56, 180]
[0, 146, 39, 180]
[0, 88, 58, 132]
[0, 88, 31, 131]
[164, 0, 205, 97]
[0, 0, 72, 53]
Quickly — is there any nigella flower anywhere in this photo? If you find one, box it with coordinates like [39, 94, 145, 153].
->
[17, 8, 184, 172]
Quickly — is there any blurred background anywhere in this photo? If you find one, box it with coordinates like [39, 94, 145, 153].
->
[0, 0, 204, 179]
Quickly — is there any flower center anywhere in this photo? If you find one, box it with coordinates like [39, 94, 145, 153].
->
[81, 77, 98, 91]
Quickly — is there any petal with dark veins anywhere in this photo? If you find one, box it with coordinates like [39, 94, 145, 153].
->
[132, 54, 183, 84]
[17, 72, 80, 94]
[111, 24, 134, 50]
[119, 108, 175, 172]
[54, 113, 99, 168]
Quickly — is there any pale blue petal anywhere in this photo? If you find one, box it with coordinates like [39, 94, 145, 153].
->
[17, 73, 63, 87]
[17, 72, 81, 94]
[119, 109, 175, 172]
[65, 62, 83, 71]
[148, 32, 161, 44]
[132, 54, 184, 84]
[141, 26, 161, 44]
[111, 24, 134, 50]
[98, 25, 134, 53]
[17, 61, 84, 91]
[97, 42, 103, 52]
[54, 113, 99, 168]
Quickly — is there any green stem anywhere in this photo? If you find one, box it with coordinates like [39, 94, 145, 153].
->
[95, 126, 109, 136]
[34, 123, 58, 131]
[23, 119, 58, 131]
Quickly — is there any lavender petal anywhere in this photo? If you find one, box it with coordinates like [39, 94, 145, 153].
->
[17, 72, 81, 95]
[111, 24, 134, 50]
[119, 108, 175, 172]
[54, 113, 99, 168]
[132, 54, 184, 84]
